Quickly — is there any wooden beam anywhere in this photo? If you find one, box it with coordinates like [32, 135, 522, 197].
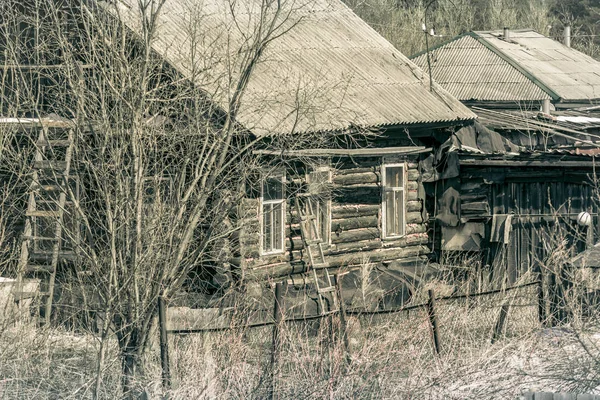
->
[253, 147, 431, 157]
[460, 159, 599, 168]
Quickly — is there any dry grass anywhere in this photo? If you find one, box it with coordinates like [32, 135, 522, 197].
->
[1, 280, 600, 399]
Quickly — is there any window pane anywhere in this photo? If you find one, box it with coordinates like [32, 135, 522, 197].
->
[319, 201, 329, 242]
[395, 190, 404, 235]
[385, 191, 396, 236]
[263, 204, 272, 252]
[263, 177, 283, 201]
[273, 203, 283, 250]
[385, 167, 403, 188]
[308, 171, 330, 195]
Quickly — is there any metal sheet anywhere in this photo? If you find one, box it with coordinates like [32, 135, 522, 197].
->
[107, 0, 475, 136]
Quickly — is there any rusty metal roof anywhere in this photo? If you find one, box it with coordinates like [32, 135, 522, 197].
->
[411, 34, 549, 102]
[411, 30, 600, 104]
[104, 0, 475, 136]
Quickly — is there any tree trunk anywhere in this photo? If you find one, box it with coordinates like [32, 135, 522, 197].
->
[115, 317, 148, 399]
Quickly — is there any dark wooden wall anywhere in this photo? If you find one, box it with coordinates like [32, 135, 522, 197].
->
[234, 155, 430, 280]
[434, 164, 598, 284]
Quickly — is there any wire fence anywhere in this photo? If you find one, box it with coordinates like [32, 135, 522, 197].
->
[160, 279, 543, 397]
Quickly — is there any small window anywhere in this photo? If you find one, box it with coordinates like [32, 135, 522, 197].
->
[382, 163, 406, 238]
[307, 167, 331, 244]
[261, 173, 285, 254]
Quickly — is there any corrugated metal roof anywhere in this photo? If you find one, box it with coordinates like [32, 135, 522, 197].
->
[411, 35, 549, 101]
[411, 29, 600, 104]
[477, 30, 600, 102]
[104, 0, 474, 136]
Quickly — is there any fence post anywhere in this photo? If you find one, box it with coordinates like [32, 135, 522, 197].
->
[427, 289, 441, 355]
[158, 296, 171, 390]
[491, 301, 510, 344]
[548, 272, 558, 327]
[537, 277, 546, 326]
[334, 275, 350, 366]
[268, 282, 284, 400]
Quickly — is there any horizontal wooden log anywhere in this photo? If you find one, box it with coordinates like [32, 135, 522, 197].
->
[331, 204, 379, 219]
[406, 211, 423, 224]
[336, 186, 380, 204]
[406, 200, 422, 213]
[335, 167, 377, 175]
[333, 215, 379, 231]
[328, 233, 428, 255]
[246, 245, 430, 280]
[333, 172, 379, 186]
[407, 169, 419, 181]
[332, 228, 379, 244]
[407, 190, 418, 201]
[326, 245, 430, 268]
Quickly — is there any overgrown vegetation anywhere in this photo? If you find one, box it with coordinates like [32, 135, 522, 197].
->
[343, 0, 600, 59]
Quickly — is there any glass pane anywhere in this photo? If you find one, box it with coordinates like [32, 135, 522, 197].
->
[308, 171, 330, 195]
[319, 201, 329, 242]
[263, 176, 283, 201]
[273, 203, 283, 251]
[395, 190, 404, 235]
[385, 191, 395, 237]
[263, 204, 272, 252]
[385, 166, 403, 189]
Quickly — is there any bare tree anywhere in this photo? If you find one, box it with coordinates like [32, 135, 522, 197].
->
[0, 0, 360, 396]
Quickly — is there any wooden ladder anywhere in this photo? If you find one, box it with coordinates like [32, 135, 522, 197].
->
[16, 126, 75, 325]
[294, 196, 337, 314]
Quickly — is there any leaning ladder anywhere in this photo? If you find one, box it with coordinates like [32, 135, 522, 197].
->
[294, 196, 337, 314]
[16, 126, 74, 325]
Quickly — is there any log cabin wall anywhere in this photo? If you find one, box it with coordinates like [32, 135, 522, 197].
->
[234, 154, 430, 281]
[433, 163, 599, 284]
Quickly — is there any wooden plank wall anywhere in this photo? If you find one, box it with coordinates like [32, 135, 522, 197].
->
[235, 156, 430, 280]
[455, 166, 598, 283]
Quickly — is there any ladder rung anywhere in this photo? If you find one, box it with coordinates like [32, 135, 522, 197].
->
[37, 139, 72, 147]
[312, 263, 329, 268]
[34, 161, 68, 170]
[26, 210, 61, 217]
[22, 235, 59, 242]
[24, 264, 54, 273]
[318, 287, 335, 294]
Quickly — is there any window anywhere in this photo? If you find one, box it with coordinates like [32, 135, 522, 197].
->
[307, 167, 331, 245]
[382, 163, 406, 238]
[261, 173, 285, 254]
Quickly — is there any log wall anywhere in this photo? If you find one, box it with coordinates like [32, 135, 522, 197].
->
[236, 155, 429, 280]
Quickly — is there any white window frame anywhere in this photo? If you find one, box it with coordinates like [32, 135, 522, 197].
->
[260, 172, 286, 255]
[382, 162, 406, 239]
[306, 166, 332, 246]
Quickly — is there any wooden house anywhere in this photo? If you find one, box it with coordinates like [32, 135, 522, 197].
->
[410, 29, 600, 283]
[0, 0, 476, 317]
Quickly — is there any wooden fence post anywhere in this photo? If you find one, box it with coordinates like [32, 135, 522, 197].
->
[268, 282, 284, 400]
[427, 289, 441, 355]
[548, 272, 558, 327]
[158, 296, 171, 390]
[536, 275, 546, 327]
[491, 302, 510, 344]
[334, 275, 350, 366]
